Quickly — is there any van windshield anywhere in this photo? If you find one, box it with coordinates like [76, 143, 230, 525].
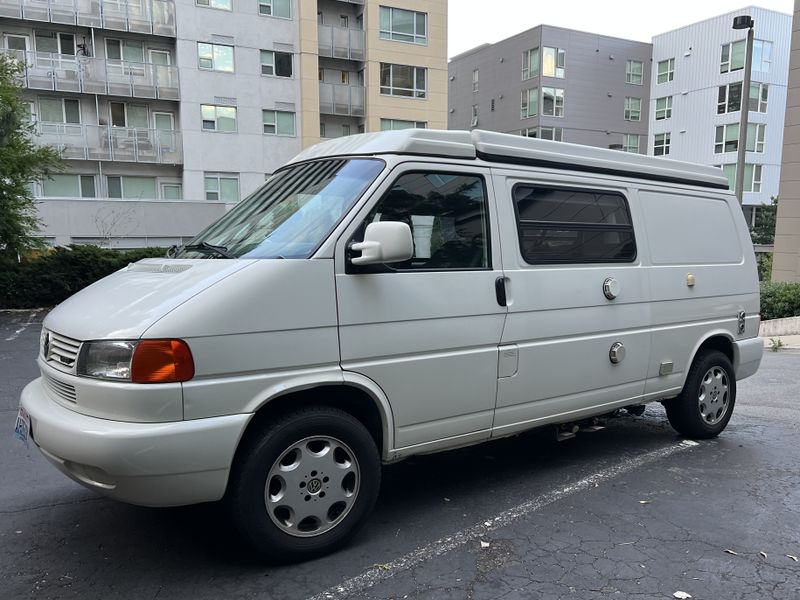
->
[177, 158, 385, 259]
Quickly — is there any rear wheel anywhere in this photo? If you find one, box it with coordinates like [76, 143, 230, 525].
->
[665, 350, 736, 439]
[226, 406, 381, 562]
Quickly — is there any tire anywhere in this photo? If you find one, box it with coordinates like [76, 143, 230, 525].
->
[226, 406, 381, 562]
[665, 349, 736, 439]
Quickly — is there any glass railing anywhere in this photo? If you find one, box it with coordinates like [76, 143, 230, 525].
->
[318, 24, 365, 61]
[0, 0, 176, 37]
[2, 49, 179, 100]
[35, 123, 183, 164]
[319, 82, 365, 116]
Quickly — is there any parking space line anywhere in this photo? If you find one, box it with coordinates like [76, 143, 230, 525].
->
[4, 309, 43, 342]
[308, 439, 700, 600]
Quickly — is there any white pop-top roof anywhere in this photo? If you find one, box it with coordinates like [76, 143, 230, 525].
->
[288, 129, 730, 190]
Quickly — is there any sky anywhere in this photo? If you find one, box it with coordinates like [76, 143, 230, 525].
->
[448, 0, 796, 58]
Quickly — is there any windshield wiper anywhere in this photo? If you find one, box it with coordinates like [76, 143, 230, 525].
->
[182, 241, 235, 259]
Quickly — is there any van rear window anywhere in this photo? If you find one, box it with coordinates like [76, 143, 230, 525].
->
[512, 185, 636, 264]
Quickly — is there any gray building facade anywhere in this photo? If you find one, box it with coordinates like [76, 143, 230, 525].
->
[448, 26, 653, 153]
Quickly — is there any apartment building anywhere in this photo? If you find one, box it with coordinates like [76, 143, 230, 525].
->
[649, 7, 793, 225]
[0, 0, 446, 247]
[773, 0, 800, 282]
[447, 26, 653, 152]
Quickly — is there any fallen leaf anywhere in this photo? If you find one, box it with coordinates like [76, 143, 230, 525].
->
[480, 540, 490, 549]
[638, 500, 651, 505]
[723, 549, 739, 556]
[673, 592, 692, 599]
[443, 498, 450, 502]
[787, 555, 798, 562]
[759, 551, 768, 560]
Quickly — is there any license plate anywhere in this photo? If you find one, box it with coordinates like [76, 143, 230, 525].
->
[13, 407, 30, 448]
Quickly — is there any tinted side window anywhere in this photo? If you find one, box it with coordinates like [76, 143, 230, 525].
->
[513, 185, 636, 264]
[361, 172, 490, 270]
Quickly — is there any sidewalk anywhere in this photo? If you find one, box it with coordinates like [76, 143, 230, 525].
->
[761, 335, 800, 349]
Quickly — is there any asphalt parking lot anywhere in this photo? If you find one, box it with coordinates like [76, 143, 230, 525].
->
[2, 309, 799, 600]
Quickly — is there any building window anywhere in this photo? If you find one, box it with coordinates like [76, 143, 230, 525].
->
[655, 96, 672, 120]
[196, 0, 231, 10]
[721, 164, 762, 193]
[717, 82, 742, 114]
[522, 47, 539, 80]
[339, 15, 349, 28]
[720, 40, 745, 73]
[541, 87, 564, 117]
[512, 185, 636, 264]
[747, 123, 766, 152]
[38, 97, 80, 125]
[520, 127, 537, 137]
[380, 118, 427, 130]
[379, 6, 427, 44]
[622, 134, 639, 153]
[107, 176, 157, 199]
[654, 132, 671, 156]
[205, 174, 240, 202]
[105, 38, 144, 63]
[197, 43, 234, 72]
[258, 0, 291, 18]
[472, 69, 479, 92]
[341, 70, 349, 84]
[624, 97, 641, 121]
[379, 63, 427, 98]
[260, 50, 292, 77]
[201, 104, 237, 132]
[161, 183, 182, 200]
[657, 58, 674, 84]
[41, 174, 95, 198]
[714, 123, 740, 153]
[752, 40, 772, 72]
[470, 104, 479, 127]
[542, 47, 565, 78]
[341, 123, 350, 136]
[320, 122, 326, 138]
[540, 127, 563, 141]
[262, 110, 296, 136]
[521, 87, 538, 118]
[750, 83, 768, 113]
[625, 60, 643, 85]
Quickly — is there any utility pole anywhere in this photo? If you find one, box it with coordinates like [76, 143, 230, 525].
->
[733, 15, 755, 205]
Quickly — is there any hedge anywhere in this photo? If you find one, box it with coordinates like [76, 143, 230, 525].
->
[760, 281, 800, 321]
[0, 245, 165, 309]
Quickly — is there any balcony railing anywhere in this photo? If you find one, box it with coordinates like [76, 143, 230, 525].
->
[319, 82, 365, 117]
[318, 25, 365, 61]
[0, 0, 176, 37]
[3, 49, 179, 100]
[36, 123, 182, 164]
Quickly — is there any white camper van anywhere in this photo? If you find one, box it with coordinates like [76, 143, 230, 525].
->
[17, 130, 763, 561]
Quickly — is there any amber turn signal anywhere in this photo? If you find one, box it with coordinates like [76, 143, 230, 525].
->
[131, 339, 194, 383]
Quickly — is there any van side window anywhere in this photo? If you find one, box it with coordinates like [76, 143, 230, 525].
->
[360, 172, 490, 270]
[512, 185, 636, 264]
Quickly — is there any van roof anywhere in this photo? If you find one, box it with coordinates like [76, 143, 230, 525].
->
[288, 129, 730, 191]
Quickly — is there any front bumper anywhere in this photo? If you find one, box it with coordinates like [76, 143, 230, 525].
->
[20, 378, 251, 507]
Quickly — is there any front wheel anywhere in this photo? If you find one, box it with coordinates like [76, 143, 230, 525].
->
[226, 406, 381, 562]
[665, 350, 736, 439]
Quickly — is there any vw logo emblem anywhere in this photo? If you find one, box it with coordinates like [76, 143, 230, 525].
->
[307, 478, 322, 494]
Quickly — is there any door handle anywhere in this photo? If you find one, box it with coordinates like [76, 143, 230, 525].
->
[495, 277, 507, 307]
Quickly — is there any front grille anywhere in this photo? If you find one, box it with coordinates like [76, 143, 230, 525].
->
[43, 373, 77, 404]
[44, 331, 81, 373]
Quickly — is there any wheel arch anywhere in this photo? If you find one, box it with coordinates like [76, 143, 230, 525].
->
[684, 331, 736, 387]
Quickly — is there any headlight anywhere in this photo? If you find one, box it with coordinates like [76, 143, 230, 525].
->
[76, 339, 195, 383]
[77, 341, 137, 380]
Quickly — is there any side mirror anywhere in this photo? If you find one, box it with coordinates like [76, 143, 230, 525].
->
[351, 221, 414, 266]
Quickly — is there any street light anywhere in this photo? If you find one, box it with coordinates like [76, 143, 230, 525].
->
[733, 15, 754, 206]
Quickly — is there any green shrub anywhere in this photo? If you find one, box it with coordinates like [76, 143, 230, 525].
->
[0, 245, 165, 309]
[760, 281, 800, 321]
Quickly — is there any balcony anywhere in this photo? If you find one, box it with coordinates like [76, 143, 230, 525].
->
[3, 50, 179, 100]
[319, 82, 364, 117]
[36, 123, 183, 164]
[0, 0, 176, 37]
[318, 25, 365, 61]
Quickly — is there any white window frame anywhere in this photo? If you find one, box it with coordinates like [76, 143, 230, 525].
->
[258, 0, 291, 19]
[470, 104, 478, 127]
[720, 40, 745, 74]
[714, 123, 740, 154]
[379, 6, 427, 45]
[379, 118, 427, 130]
[522, 47, 539, 80]
[41, 174, 96, 198]
[106, 175, 157, 199]
[654, 132, 671, 156]
[625, 59, 643, 85]
[196, 0, 231, 11]
[201, 104, 237, 132]
[747, 123, 766, 153]
[752, 40, 772, 72]
[472, 69, 479, 93]
[624, 96, 641, 121]
[197, 42, 234, 73]
[262, 109, 296, 136]
[655, 96, 672, 120]
[260, 49, 293, 78]
[717, 82, 743, 114]
[657, 58, 674, 84]
[379, 63, 427, 98]
[520, 87, 538, 119]
[541, 87, 564, 117]
[622, 134, 639, 153]
[540, 126, 563, 141]
[750, 82, 768, 113]
[542, 46, 565, 78]
[161, 182, 182, 200]
[204, 173, 240, 202]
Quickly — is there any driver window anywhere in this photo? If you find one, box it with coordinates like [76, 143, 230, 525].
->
[359, 172, 490, 270]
